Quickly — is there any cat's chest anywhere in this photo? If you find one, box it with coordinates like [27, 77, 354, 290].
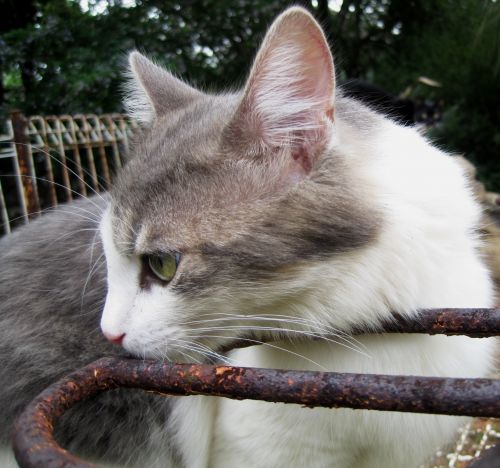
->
[207, 342, 376, 467]
[209, 399, 356, 468]
[205, 335, 494, 468]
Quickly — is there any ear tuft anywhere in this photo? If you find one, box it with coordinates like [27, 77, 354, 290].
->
[124, 51, 201, 124]
[124, 52, 156, 124]
[226, 8, 335, 176]
[226, 7, 335, 177]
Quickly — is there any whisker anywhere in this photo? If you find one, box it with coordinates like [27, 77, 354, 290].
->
[183, 333, 329, 371]
[168, 345, 203, 364]
[80, 254, 106, 308]
[43, 228, 102, 250]
[75, 304, 106, 318]
[61, 203, 104, 221]
[81, 230, 105, 308]
[0, 174, 106, 213]
[146, 335, 226, 365]
[183, 324, 370, 358]
[194, 311, 355, 338]
[179, 313, 367, 353]
[168, 338, 241, 365]
[1, 202, 104, 227]
[4, 141, 108, 203]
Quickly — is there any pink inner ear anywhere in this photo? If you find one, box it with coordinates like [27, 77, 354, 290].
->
[225, 9, 336, 182]
[239, 10, 334, 173]
[292, 146, 313, 174]
[290, 125, 329, 177]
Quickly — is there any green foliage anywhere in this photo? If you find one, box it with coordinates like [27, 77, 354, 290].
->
[1, 0, 499, 189]
[403, 0, 500, 190]
[0, 0, 283, 116]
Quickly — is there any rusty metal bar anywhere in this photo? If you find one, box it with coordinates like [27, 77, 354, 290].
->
[61, 115, 87, 198]
[2, 122, 29, 224]
[29, 116, 58, 207]
[0, 179, 10, 234]
[10, 110, 40, 218]
[2, 112, 138, 235]
[12, 356, 500, 468]
[376, 308, 500, 338]
[115, 112, 131, 156]
[48, 116, 73, 201]
[74, 115, 100, 192]
[11, 308, 500, 467]
[88, 114, 112, 189]
[101, 115, 122, 171]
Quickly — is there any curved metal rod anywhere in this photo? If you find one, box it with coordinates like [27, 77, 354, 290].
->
[12, 308, 500, 467]
[13, 358, 500, 468]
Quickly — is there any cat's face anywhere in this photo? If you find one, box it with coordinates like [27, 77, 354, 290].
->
[100, 8, 379, 360]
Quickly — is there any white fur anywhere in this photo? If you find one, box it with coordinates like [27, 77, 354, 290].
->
[123, 71, 155, 125]
[100, 209, 140, 340]
[169, 396, 217, 468]
[0, 446, 18, 468]
[205, 118, 496, 468]
[101, 115, 496, 467]
[101, 211, 190, 359]
[123, 52, 158, 125]
[102, 9, 497, 468]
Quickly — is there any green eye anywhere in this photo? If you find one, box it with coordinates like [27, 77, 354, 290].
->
[146, 252, 180, 283]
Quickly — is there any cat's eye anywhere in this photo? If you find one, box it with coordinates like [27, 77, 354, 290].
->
[145, 252, 180, 283]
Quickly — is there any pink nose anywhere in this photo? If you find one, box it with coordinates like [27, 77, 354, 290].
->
[103, 332, 126, 345]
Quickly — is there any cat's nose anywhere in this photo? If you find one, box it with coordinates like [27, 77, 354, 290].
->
[103, 332, 126, 346]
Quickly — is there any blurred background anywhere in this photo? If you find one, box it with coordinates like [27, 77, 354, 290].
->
[0, 0, 499, 188]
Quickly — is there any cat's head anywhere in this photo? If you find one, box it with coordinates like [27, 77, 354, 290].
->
[100, 7, 380, 360]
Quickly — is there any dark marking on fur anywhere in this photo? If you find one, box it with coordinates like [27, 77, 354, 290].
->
[110, 92, 382, 298]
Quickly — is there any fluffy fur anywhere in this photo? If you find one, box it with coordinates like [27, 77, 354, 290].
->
[0, 7, 496, 468]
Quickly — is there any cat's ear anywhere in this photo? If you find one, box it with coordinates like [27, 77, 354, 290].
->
[225, 7, 335, 174]
[125, 51, 201, 124]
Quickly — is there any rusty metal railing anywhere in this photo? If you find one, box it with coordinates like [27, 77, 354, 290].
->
[12, 308, 500, 468]
[0, 111, 138, 235]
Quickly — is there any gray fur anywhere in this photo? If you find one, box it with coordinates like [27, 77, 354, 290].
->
[110, 93, 381, 298]
[335, 92, 388, 130]
[0, 95, 381, 466]
[0, 24, 384, 466]
[0, 197, 179, 466]
[126, 51, 202, 124]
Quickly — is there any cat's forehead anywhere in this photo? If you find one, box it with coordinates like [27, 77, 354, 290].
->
[109, 94, 381, 262]
[140, 93, 239, 163]
[110, 94, 289, 252]
[112, 166, 281, 251]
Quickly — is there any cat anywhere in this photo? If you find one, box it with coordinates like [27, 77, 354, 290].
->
[0, 7, 497, 468]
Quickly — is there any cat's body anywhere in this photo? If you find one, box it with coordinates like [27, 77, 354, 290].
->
[0, 7, 496, 468]
[0, 197, 177, 467]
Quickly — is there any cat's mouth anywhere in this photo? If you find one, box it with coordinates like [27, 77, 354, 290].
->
[117, 331, 280, 364]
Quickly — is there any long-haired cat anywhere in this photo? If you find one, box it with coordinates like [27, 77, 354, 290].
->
[0, 7, 496, 468]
